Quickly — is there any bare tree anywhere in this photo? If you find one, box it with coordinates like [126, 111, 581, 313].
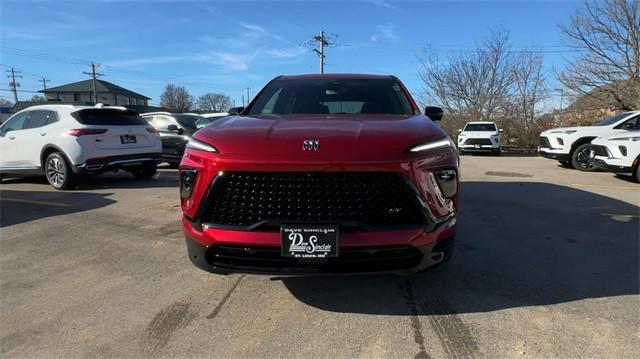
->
[30, 95, 46, 102]
[197, 93, 231, 112]
[511, 51, 547, 146]
[160, 84, 194, 112]
[558, 0, 640, 110]
[419, 30, 514, 123]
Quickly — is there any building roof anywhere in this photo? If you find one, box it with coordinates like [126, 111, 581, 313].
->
[41, 79, 150, 99]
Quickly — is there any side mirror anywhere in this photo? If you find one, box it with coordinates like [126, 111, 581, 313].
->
[228, 107, 245, 115]
[499, 129, 504, 132]
[457, 129, 462, 133]
[167, 124, 184, 135]
[424, 106, 443, 121]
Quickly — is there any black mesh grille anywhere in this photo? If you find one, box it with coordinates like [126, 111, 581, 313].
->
[202, 172, 426, 229]
[539, 136, 552, 148]
[464, 138, 492, 145]
[206, 245, 423, 273]
[591, 145, 608, 157]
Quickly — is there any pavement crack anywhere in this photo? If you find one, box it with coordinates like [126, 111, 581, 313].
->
[206, 275, 245, 319]
[400, 279, 432, 359]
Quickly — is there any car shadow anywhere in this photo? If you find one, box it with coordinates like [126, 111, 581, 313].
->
[282, 181, 639, 315]
[0, 190, 117, 227]
[1, 169, 178, 190]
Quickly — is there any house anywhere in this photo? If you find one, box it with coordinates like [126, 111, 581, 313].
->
[562, 79, 639, 126]
[41, 79, 150, 106]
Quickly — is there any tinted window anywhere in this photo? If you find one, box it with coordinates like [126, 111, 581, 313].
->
[174, 114, 209, 130]
[614, 115, 640, 130]
[464, 123, 497, 131]
[71, 109, 147, 126]
[248, 78, 414, 115]
[25, 110, 49, 129]
[594, 112, 631, 126]
[46, 111, 59, 124]
[1, 112, 29, 132]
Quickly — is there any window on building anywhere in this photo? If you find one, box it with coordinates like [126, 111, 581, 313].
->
[73, 93, 81, 102]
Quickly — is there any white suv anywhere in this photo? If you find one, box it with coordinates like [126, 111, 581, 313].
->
[0, 104, 162, 189]
[457, 121, 502, 155]
[538, 111, 640, 171]
[590, 130, 640, 182]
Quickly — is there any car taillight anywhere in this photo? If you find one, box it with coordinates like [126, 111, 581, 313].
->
[434, 169, 458, 198]
[146, 127, 159, 134]
[180, 169, 197, 199]
[68, 128, 107, 136]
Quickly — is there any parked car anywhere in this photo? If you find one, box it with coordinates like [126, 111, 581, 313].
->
[538, 111, 640, 171]
[457, 121, 502, 155]
[0, 105, 162, 189]
[179, 74, 459, 275]
[140, 112, 213, 165]
[199, 112, 229, 121]
[590, 130, 640, 182]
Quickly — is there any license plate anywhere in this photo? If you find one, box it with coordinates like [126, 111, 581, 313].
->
[281, 224, 339, 259]
[120, 135, 137, 144]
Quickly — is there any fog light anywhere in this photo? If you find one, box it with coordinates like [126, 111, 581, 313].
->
[180, 169, 197, 198]
[435, 169, 457, 198]
[557, 138, 564, 146]
[619, 146, 627, 156]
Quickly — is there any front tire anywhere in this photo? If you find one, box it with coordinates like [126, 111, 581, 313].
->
[45, 152, 76, 190]
[571, 143, 598, 172]
[130, 163, 157, 179]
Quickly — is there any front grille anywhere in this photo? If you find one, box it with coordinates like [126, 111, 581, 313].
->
[591, 145, 608, 157]
[202, 172, 426, 229]
[206, 245, 423, 273]
[539, 136, 551, 148]
[464, 138, 492, 145]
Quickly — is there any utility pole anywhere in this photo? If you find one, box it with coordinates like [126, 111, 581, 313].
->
[246, 88, 251, 104]
[310, 31, 337, 74]
[38, 77, 50, 92]
[83, 62, 104, 104]
[5, 67, 22, 103]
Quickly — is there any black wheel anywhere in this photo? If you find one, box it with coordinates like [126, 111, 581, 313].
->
[459, 150, 465, 156]
[571, 143, 598, 171]
[45, 152, 76, 190]
[635, 163, 640, 183]
[493, 149, 501, 156]
[130, 163, 157, 179]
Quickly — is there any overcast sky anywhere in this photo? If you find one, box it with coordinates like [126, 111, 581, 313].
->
[1, 0, 584, 107]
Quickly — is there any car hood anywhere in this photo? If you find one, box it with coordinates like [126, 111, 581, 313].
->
[193, 114, 448, 161]
[459, 130, 499, 136]
[541, 126, 599, 135]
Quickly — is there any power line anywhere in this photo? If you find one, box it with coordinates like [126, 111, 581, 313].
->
[38, 77, 50, 92]
[5, 67, 23, 102]
[83, 63, 104, 105]
[310, 31, 338, 74]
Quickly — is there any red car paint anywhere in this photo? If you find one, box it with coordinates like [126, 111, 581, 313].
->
[180, 74, 459, 274]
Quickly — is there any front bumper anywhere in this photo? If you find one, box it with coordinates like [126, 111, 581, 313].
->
[592, 156, 634, 175]
[538, 148, 570, 162]
[72, 152, 161, 173]
[183, 217, 456, 275]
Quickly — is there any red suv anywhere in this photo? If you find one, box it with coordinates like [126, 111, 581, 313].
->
[179, 74, 459, 274]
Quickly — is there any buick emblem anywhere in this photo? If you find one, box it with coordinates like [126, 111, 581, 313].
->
[303, 139, 320, 151]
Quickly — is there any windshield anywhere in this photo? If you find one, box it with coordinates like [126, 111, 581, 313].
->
[248, 78, 414, 116]
[174, 114, 211, 129]
[464, 123, 497, 131]
[594, 112, 631, 126]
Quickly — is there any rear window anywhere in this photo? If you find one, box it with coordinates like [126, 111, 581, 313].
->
[71, 109, 147, 126]
[464, 123, 497, 131]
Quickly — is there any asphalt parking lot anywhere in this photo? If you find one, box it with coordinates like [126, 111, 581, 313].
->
[1, 156, 638, 358]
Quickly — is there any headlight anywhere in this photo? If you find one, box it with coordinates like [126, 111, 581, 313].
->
[409, 137, 455, 152]
[550, 130, 577, 134]
[609, 136, 640, 141]
[186, 137, 218, 152]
